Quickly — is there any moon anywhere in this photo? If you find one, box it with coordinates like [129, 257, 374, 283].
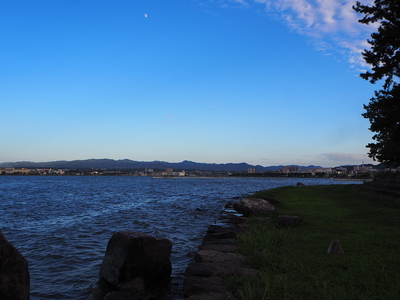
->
[144, 14, 148, 18]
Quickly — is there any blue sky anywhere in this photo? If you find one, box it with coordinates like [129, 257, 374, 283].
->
[1, 0, 379, 167]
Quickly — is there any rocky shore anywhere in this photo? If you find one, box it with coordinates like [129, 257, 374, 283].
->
[1, 194, 284, 300]
[183, 203, 258, 299]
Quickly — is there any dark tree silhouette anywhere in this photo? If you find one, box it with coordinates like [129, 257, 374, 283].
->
[362, 84, 400, 165]
[353, 0, 400, 90]
[353, 0, 400, 166]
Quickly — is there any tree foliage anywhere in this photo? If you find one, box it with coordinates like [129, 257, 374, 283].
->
[362, 84, 400, 164]
[353, 0, 400, 90]
[354, 0, 400, 166]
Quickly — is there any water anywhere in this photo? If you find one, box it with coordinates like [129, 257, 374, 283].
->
[0, 176, 360, 299]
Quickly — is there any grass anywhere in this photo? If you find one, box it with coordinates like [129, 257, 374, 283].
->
[225, 185, 400, 300]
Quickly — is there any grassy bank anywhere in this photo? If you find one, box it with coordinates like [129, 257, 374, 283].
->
[226, 185, 400, 300]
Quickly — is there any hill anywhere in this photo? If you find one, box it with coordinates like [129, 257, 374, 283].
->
[0, 159, 323, 172]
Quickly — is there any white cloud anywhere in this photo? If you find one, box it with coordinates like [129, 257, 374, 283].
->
[227, 0, 377, 69]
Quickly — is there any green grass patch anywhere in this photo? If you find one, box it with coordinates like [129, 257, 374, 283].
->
[226, 185, 400, 300]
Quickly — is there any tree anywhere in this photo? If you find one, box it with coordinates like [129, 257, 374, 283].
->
[353, 0, 400, 166]
[362, 84, 400, 165]
[353, 0, 400, 90]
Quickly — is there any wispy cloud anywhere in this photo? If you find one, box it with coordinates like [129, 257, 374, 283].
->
[319, 152, 372, 163]
[230, 0, 249, 5]
[224, 0, 377, 68]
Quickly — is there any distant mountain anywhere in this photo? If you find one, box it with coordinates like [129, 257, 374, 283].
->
[0, 159, 324, 172]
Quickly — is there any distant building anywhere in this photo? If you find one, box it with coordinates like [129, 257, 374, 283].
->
[334, 167, 348, 175]
[303, 168, 333, 175]
[248, 168, 256, 174]
[281, 166, 301, 173]
[12, 168, 31, 174]
[166, 168, 174, 176]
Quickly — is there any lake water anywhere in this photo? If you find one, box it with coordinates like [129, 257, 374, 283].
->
[0, 176, 360, 299]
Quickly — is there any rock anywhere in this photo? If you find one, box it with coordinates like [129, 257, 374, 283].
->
[99, 231, 172, 289]
[219, 214, 248, 225]
[327, 240, 344, 254]
[103, 291, 141, 300]
[195, 251, 247, 264]
[198, 243, 238, 253]
[0, 230, 30, 300]
[185, 260, 258, 279]
[261, 196, 281, 206]
[202, 238, 235, 245]
[117, 277, 145, 292]
[203, 226, 240, 242]
[185, 291, 231, 300]
[296, 182, 306, 187]
[276, 215, 303, 228]
[234, 197, 275, 217]
[184, 275, 227, 298]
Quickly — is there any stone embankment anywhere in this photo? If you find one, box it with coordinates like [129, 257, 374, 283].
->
[184, 187, 305, 299]
[358, 178, 400, 200]
[183, 203, 258, 300]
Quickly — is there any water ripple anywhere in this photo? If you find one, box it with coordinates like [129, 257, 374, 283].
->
[0, 176, 359, 299]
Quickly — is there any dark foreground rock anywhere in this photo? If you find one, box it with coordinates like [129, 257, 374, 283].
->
[233, 197, 275, 217]
[99, 231, 172, 299]
[0, 229, 30, 300]
[184, 204, 259, 299]
[327, 239, 344, 254]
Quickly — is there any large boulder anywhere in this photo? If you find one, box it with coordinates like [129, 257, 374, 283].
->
[234, 197, 275, 217]
[99, 231, 172, 289]
[0, 230, 30, 300]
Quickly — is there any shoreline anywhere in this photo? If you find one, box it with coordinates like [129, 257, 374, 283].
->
[182, 202, 254, 299]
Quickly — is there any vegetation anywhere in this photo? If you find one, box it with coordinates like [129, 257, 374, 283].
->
[353, 0, 400, 166]
[226, 185, 400, 299]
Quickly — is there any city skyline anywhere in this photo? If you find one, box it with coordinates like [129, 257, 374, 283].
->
[1, 0, 378, 167]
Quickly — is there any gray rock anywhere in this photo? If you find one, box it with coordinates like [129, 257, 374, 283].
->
[195, 250, 247, 264]
[296, 182, 306, 187]
[234, 197, 275, 217]
[0, 230, 30, 300]
[327, 240, 344, 254]
[99, 231, 172, 288]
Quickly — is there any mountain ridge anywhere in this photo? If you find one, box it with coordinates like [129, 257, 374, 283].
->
[0, 159, 324, 172]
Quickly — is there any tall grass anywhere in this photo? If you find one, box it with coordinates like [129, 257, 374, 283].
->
[226, 185, 400, 300]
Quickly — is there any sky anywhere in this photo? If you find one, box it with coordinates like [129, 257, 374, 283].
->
[1, 0, 380, 167]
